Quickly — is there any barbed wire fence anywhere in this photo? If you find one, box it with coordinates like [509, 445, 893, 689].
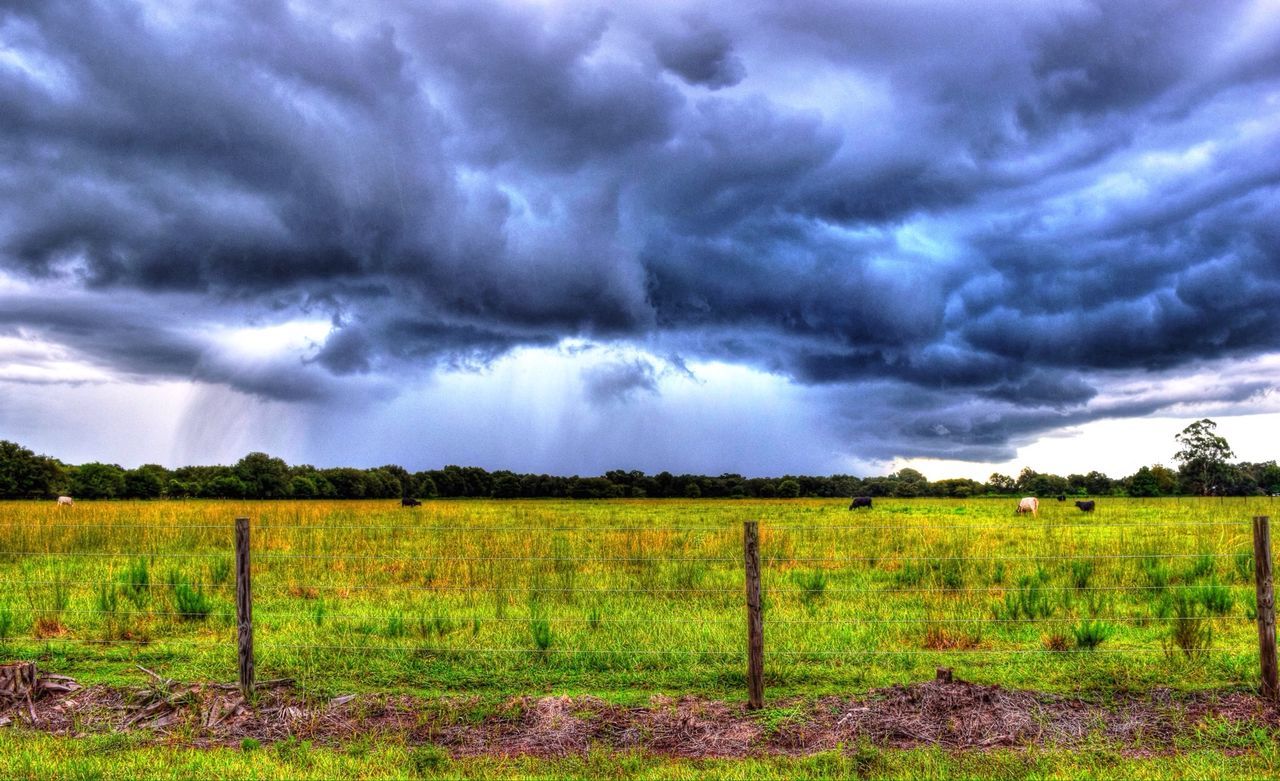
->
[0, 510, 1275, 708]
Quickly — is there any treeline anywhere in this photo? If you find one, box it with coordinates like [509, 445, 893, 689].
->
[1, 440, 1278, 502]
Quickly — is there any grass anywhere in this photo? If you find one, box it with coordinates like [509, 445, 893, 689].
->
[0, 497, 1268, 699]
[2, 731, 1280, 780]
[0, 496, 1277, 776]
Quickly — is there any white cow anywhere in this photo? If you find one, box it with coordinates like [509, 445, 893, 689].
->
[56, 496, 74, 507]
[1016, 496, 1038, 516]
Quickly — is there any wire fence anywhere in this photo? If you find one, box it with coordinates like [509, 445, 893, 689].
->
[0, 502, 1275, 704]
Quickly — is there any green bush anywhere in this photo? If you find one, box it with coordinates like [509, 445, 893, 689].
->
[169, 570, 212, 621]
[1072, 620, 1113, 650]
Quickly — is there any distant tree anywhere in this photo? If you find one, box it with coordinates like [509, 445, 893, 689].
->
[0, 440, 65, 499]
[1174, 419, 1235, 496]
[235, 452, 292, 499]
[1125, 466, 1161, 497]
[491, 473, 522, 499]
[987, 473, 1016, 494]
[1083, 471, 1114, 496]
[684, 482, 702, 498]
[290, 475, 318, 499]
[321, 468, 368, 499]
[70, 462, 127, 499]
[124, 465, 168, 499]
[776, 479, 801, 498]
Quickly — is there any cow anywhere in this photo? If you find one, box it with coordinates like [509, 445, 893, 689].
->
[401, 497, 421, 507]
[1016, 496, 1039, 516]
[1075, 500, 1096, 512]
[848, 496, 873, 510]
[1056, 494, 1066, 502]
[56, 496, 74, 507]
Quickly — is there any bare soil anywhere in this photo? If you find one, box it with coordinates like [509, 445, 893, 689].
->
[4, 668, 1278, 758]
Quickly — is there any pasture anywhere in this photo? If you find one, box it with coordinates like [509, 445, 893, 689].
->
[0, 497, 1270, 700]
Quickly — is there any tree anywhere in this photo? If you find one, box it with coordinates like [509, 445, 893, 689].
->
[987, 473, 1016, 494]
[775, 479, 801, 498]
[0, 440, 65, 499]
[1174, 419, 1235, 496]
[1126, 466, 1161, 497]
[70, 462, 127, 499]
[235, 452, 292, 499]
[124, 465, 168, 499]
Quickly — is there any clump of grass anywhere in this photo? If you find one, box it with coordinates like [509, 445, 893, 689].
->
[938, 558, 965, 590]
[794, 570, 827, 611]
[1167, 592, 1213, 659]
[96, 580, 127, 640]
[1140, 555, 1170, 591]
[991, 561, 1005, 585]
[312, 601, 327, 628]
[168, 570, 212, 621]
[1235, 551, 1255, 584]
[996, 573, 1053, 621]
[1185, 553, 1215, 582]
[529, 617, 553, 651]
[1195, 578, 1234, 616]
[1072, 620, 1113, 650]
[385, 613, 407, 639]
[25, 566, 70, 637]
[1070, 560, 1095, 590]
[208, 557, 232, 587]
[921, 623, 983, 650]
[1042, 633, 1071, 652]
[119, 558, 151, 609]
[416, 612, 457, 639]
[0, 604, 12, 644]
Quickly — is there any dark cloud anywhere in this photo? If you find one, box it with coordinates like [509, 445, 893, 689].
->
[653, 21, 745, 89]
[582, 358, 659, 404]
[0, 0, 1278, 464]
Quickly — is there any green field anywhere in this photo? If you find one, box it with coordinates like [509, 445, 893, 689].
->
[1, 497, 1277, 779]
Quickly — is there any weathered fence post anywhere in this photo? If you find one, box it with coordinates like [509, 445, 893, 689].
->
[1253, 516, 1277, 702]
[235, 516, 254, 699]
[743, 520, 764, 710]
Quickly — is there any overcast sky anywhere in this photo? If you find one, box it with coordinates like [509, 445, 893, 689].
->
[1, 0, 1279, 478]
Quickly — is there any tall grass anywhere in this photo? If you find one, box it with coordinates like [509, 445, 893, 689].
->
[0, 497, 1264, 696]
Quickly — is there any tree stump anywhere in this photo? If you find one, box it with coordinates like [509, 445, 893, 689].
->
[0, 662, 37, 705]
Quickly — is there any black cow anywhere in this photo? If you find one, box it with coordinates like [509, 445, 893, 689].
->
[401, 497, 422, 507]
[848, 496, 873, 510]
[1056, 494, 1066, 502]
[1075, 500, 1095, 512]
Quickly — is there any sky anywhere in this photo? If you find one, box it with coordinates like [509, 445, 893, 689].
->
[1, 0, 1279, 479]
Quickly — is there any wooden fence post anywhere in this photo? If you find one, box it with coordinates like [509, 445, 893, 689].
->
[235, 516, 254, 699]
[743, 520, 764, 710]
[1253, 516, 1277, 702]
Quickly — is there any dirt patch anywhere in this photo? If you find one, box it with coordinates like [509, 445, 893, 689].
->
[4, 667, 1279, 759]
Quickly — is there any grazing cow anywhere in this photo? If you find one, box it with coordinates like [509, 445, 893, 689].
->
[1016, 497, 1039, 516]
[848, 496, 873, 510]
[56, 496, 74, 507]
[1056, 494, 1066, 502]
[1075, 500, 1095, 512]
[401, 497, 421, 507]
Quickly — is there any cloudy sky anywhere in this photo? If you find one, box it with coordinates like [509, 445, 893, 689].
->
[1, 0, 1279, 478]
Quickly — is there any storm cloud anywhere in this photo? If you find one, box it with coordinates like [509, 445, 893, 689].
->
[1, 0, 1279, 468]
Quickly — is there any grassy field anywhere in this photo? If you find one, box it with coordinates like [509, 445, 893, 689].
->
[0, 496, 1271, 699]
[2, 497, 1278, 780]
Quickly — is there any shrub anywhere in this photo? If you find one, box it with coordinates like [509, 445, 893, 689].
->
[1072, 620, 1113, 650]
[1195, 579, 1234, 616]
[119, 558, 151, 609]
[169, 570, 212, 621]
[1070, 560, 1095, 590]
[1167, 593, 1213, 659]
[529, 617, 553, 651]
